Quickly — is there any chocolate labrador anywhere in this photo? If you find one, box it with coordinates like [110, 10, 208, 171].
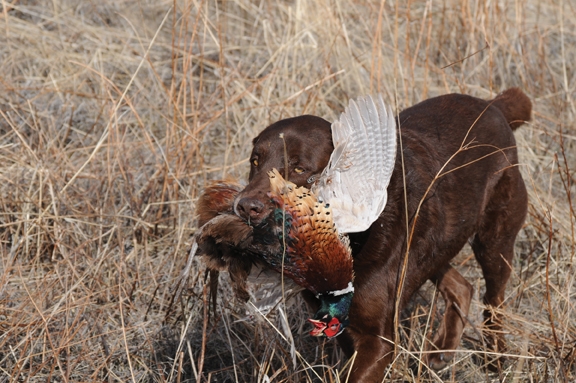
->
[233, 88, 531, 381]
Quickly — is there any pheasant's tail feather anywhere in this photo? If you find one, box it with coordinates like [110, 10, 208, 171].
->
[197, 214, 253, 248]
[197, 181, 243, 226]
[194, 179, 257, 305]
[209, 269, 219, 316]
[171, 239, 199, 304]
[195, 214, 256, 303]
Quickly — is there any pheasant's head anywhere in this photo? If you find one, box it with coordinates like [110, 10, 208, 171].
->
[308, 284, 354, 338]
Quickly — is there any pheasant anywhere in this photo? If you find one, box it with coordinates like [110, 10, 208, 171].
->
[183, 95, 397, 338]
[265, 168, 355, 337]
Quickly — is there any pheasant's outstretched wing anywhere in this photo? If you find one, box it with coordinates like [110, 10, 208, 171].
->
[312, 95, 397, 234]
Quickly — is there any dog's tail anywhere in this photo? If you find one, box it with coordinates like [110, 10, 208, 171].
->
[490, 87, 532, 130]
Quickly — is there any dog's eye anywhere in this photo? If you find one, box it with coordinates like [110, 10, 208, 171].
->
[294, 167, 305, 174]
[251, 158, 259, 167]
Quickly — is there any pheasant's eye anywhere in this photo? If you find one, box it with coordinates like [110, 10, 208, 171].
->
[251, 158, 259, 167]
[322, 317, 342, 338]
[294, 166, 305, 174]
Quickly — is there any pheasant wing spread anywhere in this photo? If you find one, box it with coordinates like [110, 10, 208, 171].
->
[312, 95, 397, 233]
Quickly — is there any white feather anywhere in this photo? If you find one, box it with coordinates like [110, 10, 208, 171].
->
[245, 266, 303, 316]
[312, 94, 397, 233]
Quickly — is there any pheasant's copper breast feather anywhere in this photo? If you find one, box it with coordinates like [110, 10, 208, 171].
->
[268, 169, 353, 295]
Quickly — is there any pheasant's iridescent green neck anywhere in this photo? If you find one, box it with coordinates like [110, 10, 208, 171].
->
[316, 289, 354, 320]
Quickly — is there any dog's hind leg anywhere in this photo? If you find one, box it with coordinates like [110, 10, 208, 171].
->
[471, 168, 528, 369]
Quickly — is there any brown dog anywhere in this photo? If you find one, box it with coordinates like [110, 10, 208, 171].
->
[234, 88, 531, 381]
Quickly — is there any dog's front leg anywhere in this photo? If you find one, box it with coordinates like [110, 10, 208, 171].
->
[343, 330, 395, 382]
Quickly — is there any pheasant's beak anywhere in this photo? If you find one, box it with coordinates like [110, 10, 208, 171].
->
[308, 318, 327, 337]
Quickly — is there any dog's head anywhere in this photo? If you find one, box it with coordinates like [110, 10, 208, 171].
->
[234, 115, 333, 225]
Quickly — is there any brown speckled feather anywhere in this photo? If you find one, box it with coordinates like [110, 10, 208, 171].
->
[268, 169, 354, 295]
[194, 181, 255, 302]
[196, 181, 243, 226]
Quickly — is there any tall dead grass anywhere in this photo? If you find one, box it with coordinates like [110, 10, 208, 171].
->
[0, 0, 574, 382]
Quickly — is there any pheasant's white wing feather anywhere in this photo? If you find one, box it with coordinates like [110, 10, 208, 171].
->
[312, 95, 397, 233]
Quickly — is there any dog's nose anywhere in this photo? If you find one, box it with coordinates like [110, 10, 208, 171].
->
[236, 197, 265, 222]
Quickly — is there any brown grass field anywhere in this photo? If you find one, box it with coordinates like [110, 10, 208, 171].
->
[0, 0, 575, 382]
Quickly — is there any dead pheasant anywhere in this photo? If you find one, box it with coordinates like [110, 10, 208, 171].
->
[183, 95, 397, 338]
[266, 168, 355, 337]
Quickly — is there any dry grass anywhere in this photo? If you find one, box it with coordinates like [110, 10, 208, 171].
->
[0, 0, 574, 382]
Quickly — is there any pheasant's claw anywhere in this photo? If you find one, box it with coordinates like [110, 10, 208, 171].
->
[308, 318, 327, 337]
